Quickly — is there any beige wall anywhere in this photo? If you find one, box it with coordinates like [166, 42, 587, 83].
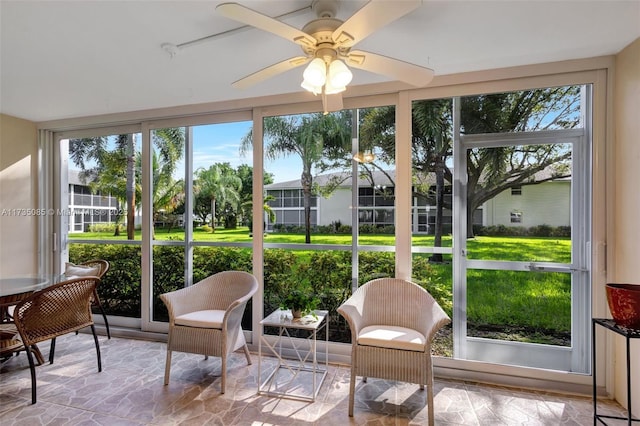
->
[0, 114, 38, 277]
[612, 37, 640, 413]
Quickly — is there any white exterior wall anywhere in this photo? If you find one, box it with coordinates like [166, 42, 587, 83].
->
[483, 181, 570, 227]
[316, 181, 570, 230]
[317, 187, 352, 227]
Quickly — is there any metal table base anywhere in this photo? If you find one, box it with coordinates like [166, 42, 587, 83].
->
[258, 309, 328, 402]
[592, 318, 639, 425]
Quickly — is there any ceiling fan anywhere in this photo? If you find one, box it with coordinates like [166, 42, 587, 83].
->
[216, 0, 434, 113]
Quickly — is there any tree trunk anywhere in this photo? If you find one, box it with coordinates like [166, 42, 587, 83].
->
[431, 156, 445, 262]
[210, 198, 216, 232]
[125, 134, 136, 240]
[301, 171, 312, 244]
[467, 203, 476, 239]
[113, 210, 121, 236]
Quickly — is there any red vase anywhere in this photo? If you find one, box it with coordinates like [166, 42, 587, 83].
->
[606, 283, 640, 329]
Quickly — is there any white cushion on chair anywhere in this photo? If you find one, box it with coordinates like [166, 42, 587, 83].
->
[358, 325, 426, 352]
[175, 310, 225, 328]
[65, 263, 101, 277]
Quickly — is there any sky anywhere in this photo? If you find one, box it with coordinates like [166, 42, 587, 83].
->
[66, 121, 308, 185]
[177, 121, 302, 184]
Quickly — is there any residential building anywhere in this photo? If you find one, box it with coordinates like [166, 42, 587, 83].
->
[265, 169, 569, 232]
[67, 170, 120, 233]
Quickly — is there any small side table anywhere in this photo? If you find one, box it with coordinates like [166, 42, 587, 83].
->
[258, 308, 329, 401]
[592, 318, 640, 425]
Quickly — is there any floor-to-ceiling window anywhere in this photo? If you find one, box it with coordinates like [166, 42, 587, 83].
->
[146, 116, 256, 333]
[254, 103, 398, 346]
[62, 127, 144, 329]
[51, 69, 599, 382]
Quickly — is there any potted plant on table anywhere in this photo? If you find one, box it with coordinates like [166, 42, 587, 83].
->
[281, 288, 319, 319]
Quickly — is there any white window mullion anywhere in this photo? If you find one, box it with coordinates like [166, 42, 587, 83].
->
[184, 126, 194, 287]
[395, 91, 412, 280]
[141, 124, 153, 331]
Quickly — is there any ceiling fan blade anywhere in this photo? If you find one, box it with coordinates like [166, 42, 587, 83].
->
[332, 0, 422, 48]
[323, 92, 344, 114]
[346, 50, 434, 87]
[217, 2, 316, 48]
[232, 56, 310, 89]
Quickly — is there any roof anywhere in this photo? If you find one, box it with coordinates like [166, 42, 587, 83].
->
[265, 165, 570, 189]
[68, 170, 91, 186]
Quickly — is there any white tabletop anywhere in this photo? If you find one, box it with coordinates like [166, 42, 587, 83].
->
[261, 308, 328, 330]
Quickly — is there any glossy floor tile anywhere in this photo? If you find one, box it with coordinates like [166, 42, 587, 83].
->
[0, 333, 630, 425]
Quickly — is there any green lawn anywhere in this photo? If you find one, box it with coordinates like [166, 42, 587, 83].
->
[71, 226, 570, 262]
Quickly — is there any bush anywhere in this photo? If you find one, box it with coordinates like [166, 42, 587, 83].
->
[528, 224, 553, 237]
[475, 224, 570, 238]
[70, 244, 447, 343]
[87, 223, 118, 233]
[70, 244, 142, 318]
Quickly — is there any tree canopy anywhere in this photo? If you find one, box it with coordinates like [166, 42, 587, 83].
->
[242, 112, 351, 243]
[359, 86, 580, 238]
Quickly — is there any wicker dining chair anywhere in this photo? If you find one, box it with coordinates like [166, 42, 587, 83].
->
[337, 278, 451, 426]
[0, 325, 24, 360]
[160, 271, 258, 393]
[65, 259, 111, 339]
[13, 276, 102, 404]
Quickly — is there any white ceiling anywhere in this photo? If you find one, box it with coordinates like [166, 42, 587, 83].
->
[1, 0, 638, 123]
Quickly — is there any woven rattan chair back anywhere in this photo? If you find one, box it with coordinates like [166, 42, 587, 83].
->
[77, 259, 111, 339]
[14, 277, 102, 403]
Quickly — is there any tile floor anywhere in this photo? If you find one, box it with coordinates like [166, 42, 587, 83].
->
[0, 333, 630, 425]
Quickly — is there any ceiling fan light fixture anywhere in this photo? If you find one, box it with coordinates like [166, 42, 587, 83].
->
[302, 57, 327, 87]
[301, 79, 322, 95]
[353, 149, 375, 163]
[328, 59, 352, 87]
[324, 78, 345, 95]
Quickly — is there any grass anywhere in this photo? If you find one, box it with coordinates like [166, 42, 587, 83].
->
[74, 226, 417, 245]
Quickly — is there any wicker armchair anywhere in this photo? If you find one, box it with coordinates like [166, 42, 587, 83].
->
[66, 259, 111, 339]
[160, 271, 258, 393]
[13, 277, 102, 404]
[337, 278, 450, 425]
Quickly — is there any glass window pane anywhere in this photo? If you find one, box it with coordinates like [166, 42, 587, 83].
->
[467, 270, 571, 346]
[460, 86, 582, 134]
[151, 127, 185, 240]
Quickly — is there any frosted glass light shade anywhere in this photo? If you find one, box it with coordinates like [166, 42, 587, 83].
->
[324, 78, 346, 95]
[303, 58, 327, 87]
[328, 59, 352, 87]
[301, 80, 322, 95]
[353, 150, 375, 163]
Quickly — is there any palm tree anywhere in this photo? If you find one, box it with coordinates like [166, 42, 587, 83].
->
[242, 113, 350, 243]
[242, 194, 276, 234]
[412, 100, 452, 261]
[69, 128, 184, 239]
[135, 151, 185, 235]
[194, 164, 242, 231]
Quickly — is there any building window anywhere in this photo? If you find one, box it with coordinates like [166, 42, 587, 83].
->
[511, 186, 522, 196]
[511, 211, 523, 223]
